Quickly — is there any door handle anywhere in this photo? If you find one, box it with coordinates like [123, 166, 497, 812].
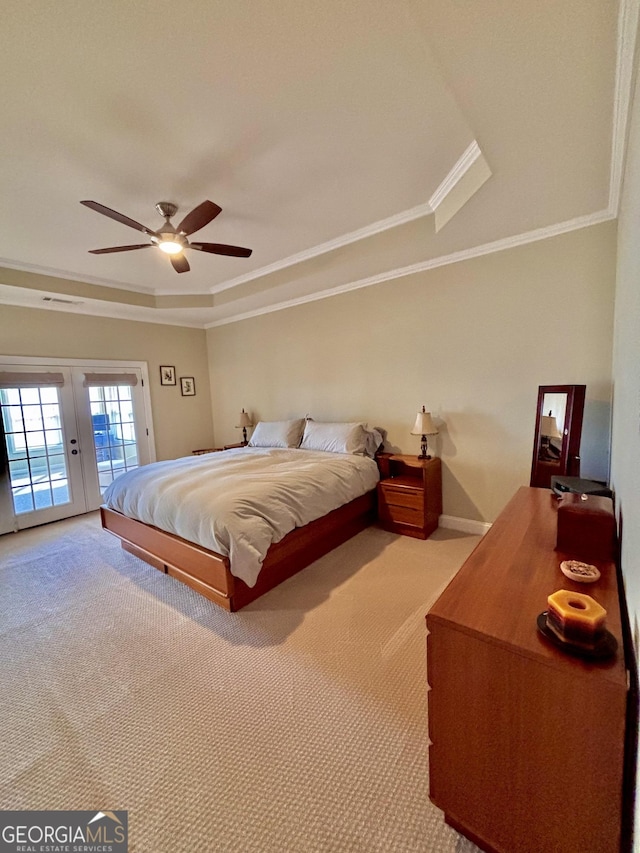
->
[71, 449, 78, 455]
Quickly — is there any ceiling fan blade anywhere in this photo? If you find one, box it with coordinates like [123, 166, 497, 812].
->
[170, 253, 190, 273]
[81, 200, 156, 236]
[89, 244, 153, 254]
[176, 200, 222, 236]
[190, 241, 252, 258]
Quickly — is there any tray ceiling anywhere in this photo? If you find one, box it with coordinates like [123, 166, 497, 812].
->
[0, 0, 631, 327]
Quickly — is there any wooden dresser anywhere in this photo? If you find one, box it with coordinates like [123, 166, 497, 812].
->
[426, 486, 627, 853]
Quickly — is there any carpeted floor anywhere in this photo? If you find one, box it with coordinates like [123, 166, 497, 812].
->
[0, 512, 483, 852]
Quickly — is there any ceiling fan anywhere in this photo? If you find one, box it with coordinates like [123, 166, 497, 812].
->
[80, 199, 252, 273]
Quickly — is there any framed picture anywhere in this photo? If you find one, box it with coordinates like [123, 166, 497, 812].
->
[180, 376, 196, 397]
[160, 365, 176, 386]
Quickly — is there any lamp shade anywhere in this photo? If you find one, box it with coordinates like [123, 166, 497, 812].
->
[411, 408, 438, 436]
[540, 415, 561, 439]
[237, 409, 253, 428]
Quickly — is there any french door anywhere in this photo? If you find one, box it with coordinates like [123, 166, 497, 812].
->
[0, 367, 86, 528]
[0, 361, 154, 533]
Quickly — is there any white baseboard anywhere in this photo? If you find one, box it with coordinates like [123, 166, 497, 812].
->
[439, 515, 492, 536]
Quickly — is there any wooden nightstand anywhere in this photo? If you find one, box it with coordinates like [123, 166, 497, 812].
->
[377, 453, 442, 539]
[192, 442, 247, 455]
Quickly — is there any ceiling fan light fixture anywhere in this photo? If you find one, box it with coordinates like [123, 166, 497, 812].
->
[158, 239, 184, 255]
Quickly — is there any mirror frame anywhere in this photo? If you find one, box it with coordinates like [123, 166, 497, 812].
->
[530, 384, 586, 488]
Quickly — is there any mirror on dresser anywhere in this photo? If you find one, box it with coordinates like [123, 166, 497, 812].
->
[530, 384, 586, 488]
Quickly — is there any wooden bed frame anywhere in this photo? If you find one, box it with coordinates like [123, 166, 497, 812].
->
[101, 490, 377, 611]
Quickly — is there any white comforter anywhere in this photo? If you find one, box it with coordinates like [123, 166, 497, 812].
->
[103, 447, 380, 588]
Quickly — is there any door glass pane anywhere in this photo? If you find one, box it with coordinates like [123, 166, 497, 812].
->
[89, 384, 140, 492]
[2, 388, 20, 405]
[23, 404, 44, 430]
[45, 428, 63, 448]
[26, 430, 47, 455]
[19, 388, 40, 405]
[39, 387, 58, 404]
[0, 386, 71, 515]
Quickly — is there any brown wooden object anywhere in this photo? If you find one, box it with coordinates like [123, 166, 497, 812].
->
[426, 486, 626, 853]
[530, 384, 586, 488]
[101, 490, 376, 611]
[556, 492, 617, 562]
[377, 454, 442, 539]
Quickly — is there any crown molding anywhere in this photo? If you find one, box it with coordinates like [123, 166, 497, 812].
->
[1, 208, 614, 330]
[210, 140, 482, 296]
[209, 202, 434, 295]
[206, 209, 615, 328]
[0, 256, 154, 295]
[608, 0, 640, 215]
[428, 141, 482, 211]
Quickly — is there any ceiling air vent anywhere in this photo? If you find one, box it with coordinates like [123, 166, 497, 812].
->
[42, 296, 84, 305]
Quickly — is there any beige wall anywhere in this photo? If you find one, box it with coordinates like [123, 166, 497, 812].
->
[0, 306, 214, 460]
[611, 53, 640, 844]
[207, 220, 616, 522]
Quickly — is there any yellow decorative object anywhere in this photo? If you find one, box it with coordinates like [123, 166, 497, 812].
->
[546, 589, 607, 647]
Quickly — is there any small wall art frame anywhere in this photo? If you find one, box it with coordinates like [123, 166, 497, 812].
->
[180, 376, 196, 396]
[160, 365, 176, 386]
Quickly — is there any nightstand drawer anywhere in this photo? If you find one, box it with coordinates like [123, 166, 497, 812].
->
[379, 483, 424, 511]
[380, 504, 424, 528]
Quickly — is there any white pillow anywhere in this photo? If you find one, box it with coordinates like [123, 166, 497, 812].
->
[248, 419, 305, 448]
[299, 421, 368, 455]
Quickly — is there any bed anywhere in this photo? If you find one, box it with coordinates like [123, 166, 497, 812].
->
[101, 419, 382, 611]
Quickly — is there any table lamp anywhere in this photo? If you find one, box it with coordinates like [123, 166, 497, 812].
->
[236, 409, 254, 445]
[540, 411, 562, 458]
[411, 406, 438, 459]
